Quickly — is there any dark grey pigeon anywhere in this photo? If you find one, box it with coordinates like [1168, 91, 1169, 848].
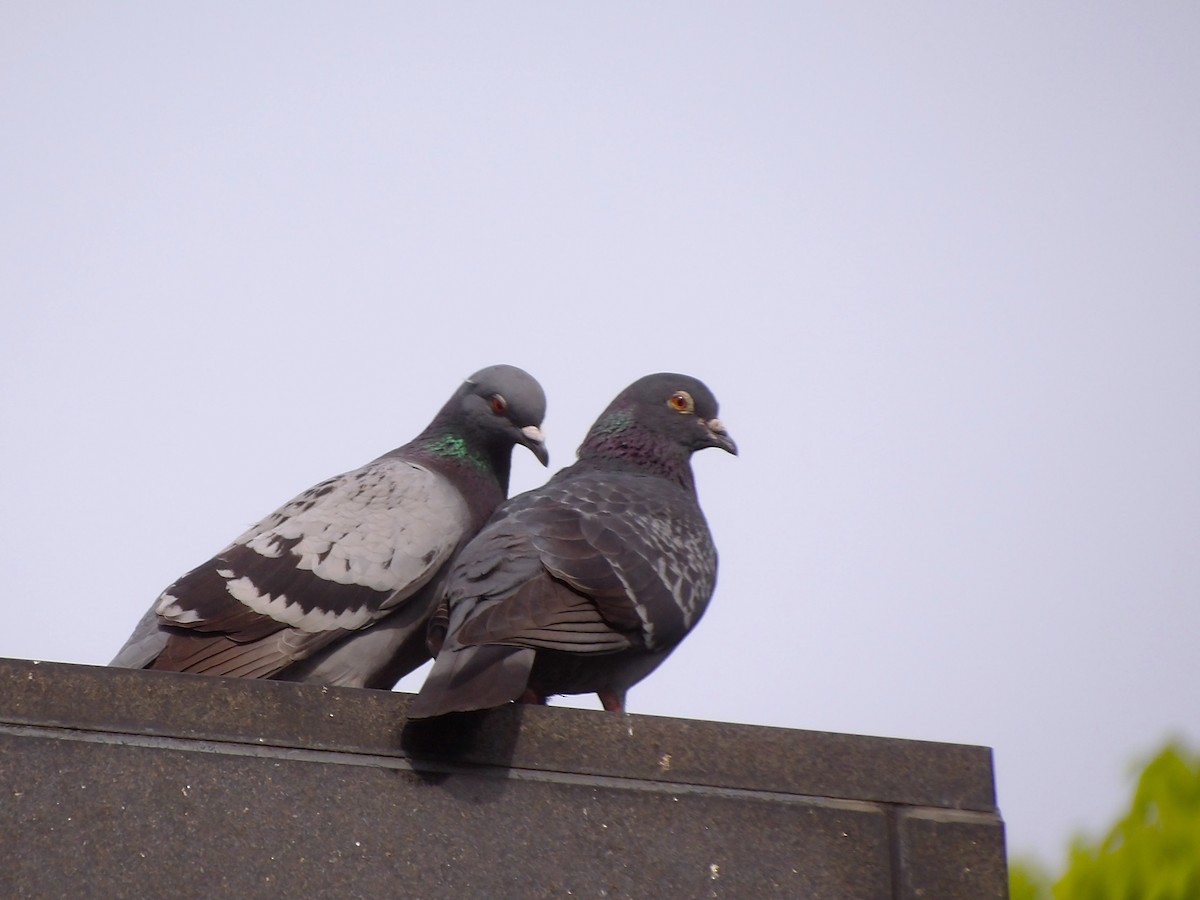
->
[110, 364, 548, 689]
[405, 373, 735, 719]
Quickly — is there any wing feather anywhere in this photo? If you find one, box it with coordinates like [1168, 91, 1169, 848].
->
[114, 458, 469, 679]
[440, 473, 714, 656]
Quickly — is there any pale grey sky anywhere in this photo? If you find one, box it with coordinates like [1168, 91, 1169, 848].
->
[3, 4, 1198, 865]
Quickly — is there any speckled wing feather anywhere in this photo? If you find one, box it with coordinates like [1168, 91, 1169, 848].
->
[115, 457, 469, 678]
[447, 473, 716, 654]
[407, 469, 718, 718]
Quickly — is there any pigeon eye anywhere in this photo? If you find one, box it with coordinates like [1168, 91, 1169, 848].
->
[668, 391, 695, 413]
[489, 394, 509, 415]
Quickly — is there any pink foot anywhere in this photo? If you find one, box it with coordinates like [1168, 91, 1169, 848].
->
[597, 689, 625, 713]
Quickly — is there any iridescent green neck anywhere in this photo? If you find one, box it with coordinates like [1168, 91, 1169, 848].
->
[592, 409, 633, 436]
[423, 434, 489, 472]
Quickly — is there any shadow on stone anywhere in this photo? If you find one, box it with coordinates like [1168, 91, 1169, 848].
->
[400, 703, 526, 775]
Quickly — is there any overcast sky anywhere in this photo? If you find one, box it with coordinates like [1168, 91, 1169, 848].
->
[3, 4, 1197, 865]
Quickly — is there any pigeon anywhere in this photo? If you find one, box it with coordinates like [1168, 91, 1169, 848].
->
[109, 364, 548, 689]
[405, 372, 735, 719]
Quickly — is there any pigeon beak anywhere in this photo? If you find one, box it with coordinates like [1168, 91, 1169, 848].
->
[702, 418, 738, 455]
[519, 425, 550, 466]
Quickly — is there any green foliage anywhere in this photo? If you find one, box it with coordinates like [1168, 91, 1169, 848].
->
[1009, 856, 1051, 900]
[1013, 740, 1200, 900]
[1055, 741, 1200, 899]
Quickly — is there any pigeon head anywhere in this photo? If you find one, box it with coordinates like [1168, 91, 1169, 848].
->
[578, 373, 737, 480]
[451, 364, 549, 466]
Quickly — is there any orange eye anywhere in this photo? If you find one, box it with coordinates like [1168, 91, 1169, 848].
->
[490, 394, 508, 415]
[668, 391, 694, 413]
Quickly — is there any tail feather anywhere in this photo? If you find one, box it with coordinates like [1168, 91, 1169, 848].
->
[109, 607, 169, 669]
[406, 644, 535, 719]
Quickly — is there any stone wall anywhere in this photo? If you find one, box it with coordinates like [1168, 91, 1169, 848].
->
[0, 657, 1006, 897]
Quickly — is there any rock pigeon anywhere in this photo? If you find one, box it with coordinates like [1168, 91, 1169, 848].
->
[405, 373, 735, 719]
[109, 364, 548, 689]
